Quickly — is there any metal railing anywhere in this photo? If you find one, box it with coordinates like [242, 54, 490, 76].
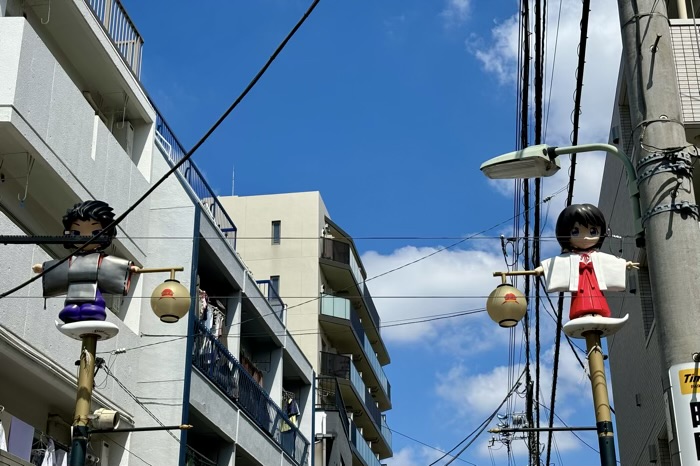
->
[362, 283, 381, 329]
[316, 376, 350, 437]
[192, 320, 309, 465]
[257, 280, 285, 322]
[320, 352, 381, 428]
[321, 238, 364, 293]
[84, 0, 143, 77]
[185, 446, 217, 466]
[381, 414, 392, 449]
[154, 116, 237, 249]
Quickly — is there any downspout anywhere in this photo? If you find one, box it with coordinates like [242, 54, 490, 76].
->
[311, 373, 316, 466]
[178, 206, 201, 465]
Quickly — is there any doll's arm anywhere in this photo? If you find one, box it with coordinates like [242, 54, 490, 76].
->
[626, 261, 639, 269]
[32, 264, 43, 273]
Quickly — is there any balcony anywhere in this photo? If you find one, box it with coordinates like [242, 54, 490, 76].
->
[320, 239, 389, 362]
[154, 115, 238, 249]
[257, 279, 285, 322]
[192, 320, 309, 465]
[84, 0, 143, 78]
[320, 295, 391, 410]
[350, 420, 381, 466]
[320, 352, 391, 458]
[185, 447, 216, 466]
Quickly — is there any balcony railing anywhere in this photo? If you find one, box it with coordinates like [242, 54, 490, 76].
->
[257, 280, 286, 322]
[316, 376, 350, 437]
[154, 115, 237, 249]
[320, 295, 390, 403]
[84, 0, 143, 77]
[350, 420, 381, 466]
[381, 414, 392, 448]
[320, 352, 381, 428]
[321, 238, 364, 293]
[192, 320, 309, 465]
[362, 283, 381, 329]
[185, 446, 216, 466]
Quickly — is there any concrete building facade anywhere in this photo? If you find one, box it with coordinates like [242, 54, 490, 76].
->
[599, 3, 700, 465]
[0, 1, 313, 465]
[219, 192, 393, 466]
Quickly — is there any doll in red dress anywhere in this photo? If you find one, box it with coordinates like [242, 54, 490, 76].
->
[535, 204, 638, 335]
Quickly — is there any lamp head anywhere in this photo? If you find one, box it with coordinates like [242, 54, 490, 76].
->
[480, 144, 561, 179]
[151, 279, 191, 323]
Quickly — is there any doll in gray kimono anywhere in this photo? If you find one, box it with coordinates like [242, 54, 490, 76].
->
[32, 200, 138, 323]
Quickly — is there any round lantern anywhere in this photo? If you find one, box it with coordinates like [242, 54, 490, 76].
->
[151, 279, 191, 323]
[486, 283, 527, 327]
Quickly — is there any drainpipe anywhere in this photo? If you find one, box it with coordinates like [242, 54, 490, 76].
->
[178, 207, 200, 465]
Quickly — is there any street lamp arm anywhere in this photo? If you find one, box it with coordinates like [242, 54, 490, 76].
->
[552, 143, 644, 246]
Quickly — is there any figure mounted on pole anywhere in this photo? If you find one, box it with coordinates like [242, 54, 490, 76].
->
[534, 203, 638, 338]
[32, 200, 139, 329]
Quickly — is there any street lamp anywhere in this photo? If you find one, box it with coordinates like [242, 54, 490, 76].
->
[481, 143, 631, 466]
[480, 143, 644, 246]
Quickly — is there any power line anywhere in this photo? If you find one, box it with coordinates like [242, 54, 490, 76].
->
[101, 364, 181, 444]
[388, 428, 477, 466]
[0, 0, 322, 301]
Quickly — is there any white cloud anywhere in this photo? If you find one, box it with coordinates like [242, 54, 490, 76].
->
[441, 0, 472, 27]
[361, 245, 510, 344]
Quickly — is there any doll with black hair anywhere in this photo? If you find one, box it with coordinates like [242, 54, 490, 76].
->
[534, 204, 638, 332]
[32, 200, 139, 324]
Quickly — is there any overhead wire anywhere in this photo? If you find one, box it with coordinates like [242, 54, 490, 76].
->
[427, 369, 526, 466]
[0, 0, 323, 301]
[388, 428, 477, 466]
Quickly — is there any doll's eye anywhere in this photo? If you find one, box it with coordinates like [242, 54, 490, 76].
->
[70, 230, 81, 236]
[589, 227, 599, 236]
[571, 227, 580, 236]
[91, 229, 102, 236]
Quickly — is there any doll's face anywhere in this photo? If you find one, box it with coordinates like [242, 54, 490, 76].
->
[68, 219, 103, 250]
[569, 222, 602, 251]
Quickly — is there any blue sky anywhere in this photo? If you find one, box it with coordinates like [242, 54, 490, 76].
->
[122, 0, 623, 464]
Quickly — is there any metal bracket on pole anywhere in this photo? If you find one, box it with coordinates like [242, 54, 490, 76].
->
[641, 201, 700, 228]
[636, 152, 694, 183]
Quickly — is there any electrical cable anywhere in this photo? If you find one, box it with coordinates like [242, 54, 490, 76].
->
[101, 364, 181, 443]
[100, 434, 154, 466]
[387, 427, 477, 465]
[0, 0, 322, 301]
[440, 369, 527, 466]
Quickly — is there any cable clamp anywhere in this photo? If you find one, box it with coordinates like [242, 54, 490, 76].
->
[641, 201, 700, 227]
[637, 160, 694, 183]
[636, 151, 692, 170]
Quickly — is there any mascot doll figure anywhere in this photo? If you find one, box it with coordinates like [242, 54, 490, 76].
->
[535, 203, 638, 338]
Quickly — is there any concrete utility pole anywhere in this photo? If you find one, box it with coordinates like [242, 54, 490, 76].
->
[617, 1, 700, 462]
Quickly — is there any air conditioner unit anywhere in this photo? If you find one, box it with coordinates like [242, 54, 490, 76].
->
[113, 121, 134, 158]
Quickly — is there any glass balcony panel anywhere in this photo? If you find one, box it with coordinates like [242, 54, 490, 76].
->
[350, 421, 381, 466]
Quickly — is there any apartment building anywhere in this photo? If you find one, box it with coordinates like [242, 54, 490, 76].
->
[0, 1, 312, 465]
[599, 2, 700, 464]
[219, 192, 393, 466]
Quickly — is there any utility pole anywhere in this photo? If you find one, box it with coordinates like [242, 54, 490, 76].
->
[616, 1, 700, 463]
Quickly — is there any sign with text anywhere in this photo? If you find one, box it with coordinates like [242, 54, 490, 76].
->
[670, 363, 700, 464]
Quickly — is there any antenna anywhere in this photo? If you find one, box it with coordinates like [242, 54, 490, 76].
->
[231, 165, 235, 195]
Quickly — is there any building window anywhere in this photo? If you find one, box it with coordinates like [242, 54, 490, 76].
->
[272, 220, 281, 244]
